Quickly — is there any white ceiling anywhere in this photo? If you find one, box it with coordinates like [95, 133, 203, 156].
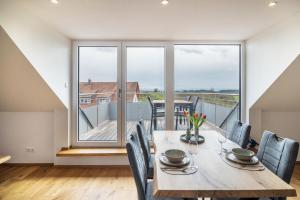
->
[2, 0, 300, 40]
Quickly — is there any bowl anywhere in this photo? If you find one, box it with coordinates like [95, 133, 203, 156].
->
[164, 149, 186, 163]
[232, 148, 255, 161]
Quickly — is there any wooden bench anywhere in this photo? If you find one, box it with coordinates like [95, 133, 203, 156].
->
[0, 155, 11, 164]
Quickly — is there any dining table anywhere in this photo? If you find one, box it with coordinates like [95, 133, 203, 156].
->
[152, 99, 193, 130]
[152, 123, 297, 198]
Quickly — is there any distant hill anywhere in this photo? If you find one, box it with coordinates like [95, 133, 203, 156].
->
[176, 89, 239, 94]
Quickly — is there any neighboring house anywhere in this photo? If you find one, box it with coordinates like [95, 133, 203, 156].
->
[79, 81, 140, 108]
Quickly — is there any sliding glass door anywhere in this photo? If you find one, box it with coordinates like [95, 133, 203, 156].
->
[75, 42, 122, 146]
[124, 45, 166, 142]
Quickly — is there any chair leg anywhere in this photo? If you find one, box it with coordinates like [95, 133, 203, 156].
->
[154, 117, 157, 130]
[175, 108, 179, 130]
[150, 113, 153, 134]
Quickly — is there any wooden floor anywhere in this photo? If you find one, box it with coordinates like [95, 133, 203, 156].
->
[0, 165, 136, 200]
[0, 164, 299, 200]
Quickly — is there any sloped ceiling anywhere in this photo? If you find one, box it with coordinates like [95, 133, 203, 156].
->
[0, 26, 65, 111]
[251, 54, 300, 111]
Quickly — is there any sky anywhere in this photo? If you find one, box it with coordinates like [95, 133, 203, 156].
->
[79, 45, 240, 91]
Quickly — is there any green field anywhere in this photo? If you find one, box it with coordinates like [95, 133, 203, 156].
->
[139, 91, 239, 108]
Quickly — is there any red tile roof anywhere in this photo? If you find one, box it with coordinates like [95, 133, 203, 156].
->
[79, 82, 140, 103]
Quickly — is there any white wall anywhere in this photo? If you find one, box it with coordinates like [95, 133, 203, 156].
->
[246, 12, 300, 120]
[246, 12, 300, 160]
[261, 111, 300, 160]
[0, 3, 72, 164]
[0, 26, 64, 111]
[0, 112, 54, 163]
[0, 2, 71, 108]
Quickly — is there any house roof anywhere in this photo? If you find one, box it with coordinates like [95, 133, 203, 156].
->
[79, 82, 140, 102]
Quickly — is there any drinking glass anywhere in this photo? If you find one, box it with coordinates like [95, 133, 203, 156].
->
[217, 132, 227, 155]
[188, 135, 199, 168]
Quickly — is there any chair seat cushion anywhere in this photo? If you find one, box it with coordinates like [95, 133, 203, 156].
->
[156, 112, 165, 117]
[146, 180, 196, 200]
[147, 154, 154, 179]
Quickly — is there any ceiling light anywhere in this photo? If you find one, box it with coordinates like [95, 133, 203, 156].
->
[268, 1, 278, 7]
[51, 0, 59, 4]
[161, 0, 169, 5]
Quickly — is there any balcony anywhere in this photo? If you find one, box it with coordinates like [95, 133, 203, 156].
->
[79, 92, 239, 141]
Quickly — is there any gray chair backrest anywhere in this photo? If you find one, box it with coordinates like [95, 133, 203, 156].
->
[126, 133, 147, 200]
[190, 96, 199, 111]
[137, 120, 151, 169]
[185, 95, 191, 101]
[228, 121, 251, 149]
[257, 131, 299, 183]
[147, 96, 153, 109]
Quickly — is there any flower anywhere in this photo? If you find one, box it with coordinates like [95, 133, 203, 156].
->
[190, 112, 206, 129]
[193, 113, 199, 118]
[183, 110, 189, 117]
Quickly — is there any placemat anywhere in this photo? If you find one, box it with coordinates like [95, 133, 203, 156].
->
[220, 154, 265, 171]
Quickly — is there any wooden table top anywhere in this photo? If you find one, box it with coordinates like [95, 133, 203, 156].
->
[153, 100, 192, 104]
[152, 126, 296, 198]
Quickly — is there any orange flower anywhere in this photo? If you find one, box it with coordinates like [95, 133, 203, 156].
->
[183, 111, 188, 117]
[193, 113, 199, 119]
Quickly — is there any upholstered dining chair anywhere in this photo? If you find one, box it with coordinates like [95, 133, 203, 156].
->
[228, 121, 251, 149]
[137, 120, 154, 179]
[126, 133, 196, 200]
[257, 131, 299, 184]
[147, 96, 165, 133]
[214, 131, 299, 200]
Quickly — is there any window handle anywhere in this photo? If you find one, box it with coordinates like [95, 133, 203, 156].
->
[118, 88, 122, 98]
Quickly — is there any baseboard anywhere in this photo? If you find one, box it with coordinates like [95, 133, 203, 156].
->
[0, 163, 130, 169]
[1, 163, 54, 167]
[53, 165, 130, 168]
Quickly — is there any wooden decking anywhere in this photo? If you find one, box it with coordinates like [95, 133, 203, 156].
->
[79, 119, 189, 141]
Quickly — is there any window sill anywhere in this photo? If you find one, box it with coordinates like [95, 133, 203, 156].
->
[56, 147, 155, 157]
[56, 148, 128, 157]
[0, 155, 11, 164]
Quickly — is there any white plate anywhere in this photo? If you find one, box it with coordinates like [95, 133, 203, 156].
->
[226, 152, 259, 165]
[159, 155, 190, 167]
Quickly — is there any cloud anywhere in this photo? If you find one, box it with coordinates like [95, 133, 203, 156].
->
[78, 45, 240, 90]
[176, 46, 204, 55]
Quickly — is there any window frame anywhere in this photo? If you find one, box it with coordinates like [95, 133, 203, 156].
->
[71, 41, 245, 147]
[72, 41, 122, 147]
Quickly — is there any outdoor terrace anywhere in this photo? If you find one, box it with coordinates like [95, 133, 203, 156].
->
[78, 92, 239, 141]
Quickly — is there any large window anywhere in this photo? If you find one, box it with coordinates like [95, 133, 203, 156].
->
[74, 42, 242, 146]
[174, 44, 240, 131]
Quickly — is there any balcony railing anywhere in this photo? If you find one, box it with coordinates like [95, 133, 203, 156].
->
[78, 92, 239, 141]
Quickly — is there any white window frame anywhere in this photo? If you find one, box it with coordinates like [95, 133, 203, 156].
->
[122, 42, 173, 145]
[72, 41, 122, 147]
[71, 41, 245, 147]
